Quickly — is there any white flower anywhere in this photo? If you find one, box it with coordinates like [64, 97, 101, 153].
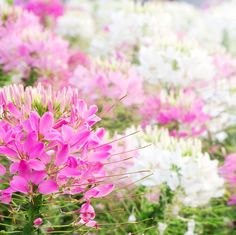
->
[130, 145, 182, 190]
[137, 38, 215, 87]
[158, 222, 167, 235]
[128, 127, 225, 207]
[180, 154, 224, 207]
[184, 220, 197, 235]
[57, 11, 95, 39]
[128, 213, 136, 223]
[188, 0, 236, 54]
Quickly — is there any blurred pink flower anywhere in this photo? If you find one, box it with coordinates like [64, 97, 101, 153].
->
[70, 60, 144, 107]
[140, 90, 210, 137]
[0, 7, 70, 87]
[213, 54, 236, 80]
[15, 0, 64, 22]
[33, 218, 43, 226]
[220, 154, 236, 205]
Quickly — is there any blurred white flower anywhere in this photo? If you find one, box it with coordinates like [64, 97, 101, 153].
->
[128, 127, 224, 207]
[138, 39, 215, 87]
[158, 222, 167, 235]
[128, 213, 136, 223]
[184, 220, 197, 235]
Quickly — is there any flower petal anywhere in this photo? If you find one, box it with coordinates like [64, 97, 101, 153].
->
[28, 159, 45, 171]
[0, 164, 6, 176]
[38, 180, 58, 195]
[40, 112, 54, 135]
[55, 144, 70, 166]
[10, 176, 29, 194]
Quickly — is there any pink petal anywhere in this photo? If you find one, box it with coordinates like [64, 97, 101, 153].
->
[33, 218, 43, 226]
[0, 146, 17, 157]
[29, 112, 40, 132]
[62, 125, 73, 142]
[28, 159, 45, 171]
[10, 162, 19, 174]
[96, 128, 105, 138]
[30, 171, 46, 185]
[85, 184, 114, 199]
[29, 143, 44, 158]
[0, 193, 12, 204]
[10, 176, 29, 194]
[59, 167, 80, 177]
[67, 156, 78, 168]
[0, 164, 6, 175]
[40, 112, 54, 135]
[89, 151, 110, 161]
[7, 103, 20, 117]
[18, 160, 31, 181]
[38, 180, 58, 194]
[77, 100, 87, 117]
[24, 131, 38, 152]
[71, 130, 90, 146]
[84, 189, 99, 199]
[88, 105, 98, 116]
[94, 184, 114, 198]
[55, 144, 70, 166]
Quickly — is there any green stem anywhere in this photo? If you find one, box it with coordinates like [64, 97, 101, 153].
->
[22, 195, 42, 235]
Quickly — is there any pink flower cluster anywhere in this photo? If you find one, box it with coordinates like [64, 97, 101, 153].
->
[140, 90, 210, 137]
[70, 59, 144, 107]
[220, 154, 236, 205]
[0, 84, 114, 227]
[0, 7, 69, 87]
[15, 0, 64, 22]
[213, 54, 236, 81]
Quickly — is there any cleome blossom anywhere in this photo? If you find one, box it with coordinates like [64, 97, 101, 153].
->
[220, 154, 236, 205]
[0, 84, 114, 228]
[0, 6, 70, 87]
[140, 89, 210, 137]
[70, 58, 144, 107]
[14, 0, 64, 24]
[128, 126, 225, 207]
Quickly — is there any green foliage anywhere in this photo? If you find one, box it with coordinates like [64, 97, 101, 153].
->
[23, 69, 38, 87]
[94, 186, 236, 235]
[98, 103, 140, 135]
[0, 69, 11, 87]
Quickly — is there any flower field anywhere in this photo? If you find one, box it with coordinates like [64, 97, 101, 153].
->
[0, 0, 236, 234]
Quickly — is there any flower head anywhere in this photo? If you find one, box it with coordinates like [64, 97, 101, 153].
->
[0, 84, 114, 227]
[220, 154, 236, 205]
[70, 59, 144, 107]
[0, 6, 69, 87]
[15, 0, 64, 23]
[141, 89, 210, 137]
[129, 126, 224, 207]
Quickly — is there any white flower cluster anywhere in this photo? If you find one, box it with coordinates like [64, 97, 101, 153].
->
[90, 2, 174, 58]
[188, 0, 236, 55]
[129, 127, 224, 207]
[56, 0, 95, 47]
[137, 38, 215, 86]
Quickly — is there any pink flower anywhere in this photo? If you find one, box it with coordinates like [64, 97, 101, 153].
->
[38, 180, 58, 194]
[0, 85, 114, 227]
[70, 60, 144, 107]
[140, 90, 210, 137]
[78, 202, 97, 228]
[220, 154, 236, 205]
[68, 50, 90, 69]
[228, 195, 236, 205]
[213, 54, 236, 80]
[0, 7, 70, 87]
[33, 218, 43, 226]
[15, 0, 64, 22]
